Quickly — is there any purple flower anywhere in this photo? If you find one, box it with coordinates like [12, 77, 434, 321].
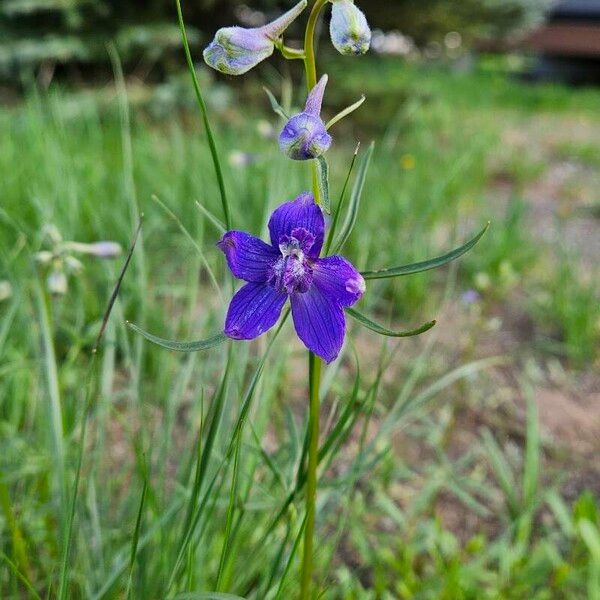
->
[217, 193, 365, 362]
[329, 0, 371, 56]
[279, 75, 332, 160]
[203, 0, 307, 75]
[461, 289, 481, 305]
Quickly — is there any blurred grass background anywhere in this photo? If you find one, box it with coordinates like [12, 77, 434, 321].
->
[1, 0, 600, 598]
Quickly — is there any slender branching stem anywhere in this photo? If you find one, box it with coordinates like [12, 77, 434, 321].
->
[303, 0, 329, 90]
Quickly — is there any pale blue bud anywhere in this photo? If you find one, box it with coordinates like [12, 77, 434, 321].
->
[66, 241, 123, 258]
[329, 0, 371, 56]
[279, 75, 332, 160]
[47, 269, 68, 295]
[204, 0, 307, 76]
[0, 281, 12, 302]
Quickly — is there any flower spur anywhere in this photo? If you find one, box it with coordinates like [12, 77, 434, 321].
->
[203, 0, 307, 75]
[217, 192, 365, 362]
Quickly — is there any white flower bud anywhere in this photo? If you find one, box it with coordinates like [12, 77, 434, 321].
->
[329, 0, 371, 56]
[47, 270, 68, 295]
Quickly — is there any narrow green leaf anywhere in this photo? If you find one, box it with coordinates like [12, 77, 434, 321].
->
[346, 307, 436, 338]
[152, 196, 221, 298]
[522, 389, 540, 509]
[324, 143, 360, 255]
[173, 593, 247, 600]
[332, 141, 374, 253]
[274, 516, 308, 600]
[126, 476, 148, 599]
[195, 200, 226, 234]
[263, 86, 289, 120]
[481, 429, 519, 517]
[127, 322, 227, 352]
[318, 357, 361, 462]
[216, 435, 242, 591]
[361, 222, 490, 280]
[326, 95, 366, 129]
[169, 349, 233, 589]
[168, 312, 289, 588]
[580, 519, 600, 562]
[0, 552, 41, 600]
[316, 155, 330, 214]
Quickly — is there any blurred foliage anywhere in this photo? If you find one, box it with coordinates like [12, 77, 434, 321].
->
[0, 0, 551, 86]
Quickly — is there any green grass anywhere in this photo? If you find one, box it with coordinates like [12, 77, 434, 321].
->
[0, 57, 599, 597]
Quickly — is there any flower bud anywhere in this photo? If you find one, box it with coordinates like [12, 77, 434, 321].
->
[204, 0, 307, 75]
[329, 0, 371, 56]
[0, 280, 12, 302]
[47, 269, 68, 295]
[65, 256, 83, 273]
[66, 241, 123, 258]
[41, 224, 62, 245]
[35, 250, 54, 265]
[279, 75, 332, 161]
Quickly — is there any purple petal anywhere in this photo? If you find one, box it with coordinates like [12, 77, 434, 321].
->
[217, 231, 279, 282]
[203, 27, 274, 76]
[225, 282, 287, 340]
[268, 193, 325, 258]
[290, 287, 345, 363]
[261, 0, 307, 40]
[203, 1, 307, 76]
[304, 74, 328, 116]
[312, 255, 365, 307]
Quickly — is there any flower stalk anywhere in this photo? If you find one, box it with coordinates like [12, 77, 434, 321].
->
[300, 350, 321, 598]
[303, 0, 329, 205]
[301, 2, 328, 596]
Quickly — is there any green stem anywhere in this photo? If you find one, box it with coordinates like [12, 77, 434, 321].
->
[300, 351, 321, 599]
[303, 0, 328, 91]
[303, 0, 328, 205]
[299, 4, 328, 595]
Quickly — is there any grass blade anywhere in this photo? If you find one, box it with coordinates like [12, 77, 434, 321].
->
[481, 429, 519, 517]
[324, 143, 359, 255]
[263, 86, 289, 120]
[152, 195, 222, 299]
[58, 220, 143, 600]
[215, 433, 242, 590]
[34, 278, 66, 519]
[175, 0, 231, 230]
[274, 516, 308, 600]
[522, 388, 540, 509]
[0, 552, 41, 600]
[361, 222, 490, 280]
[195, 200, 226, 235]
[126, 475, 148, 598]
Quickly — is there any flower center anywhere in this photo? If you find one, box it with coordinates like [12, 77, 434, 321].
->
[268, 228, 315, 294]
